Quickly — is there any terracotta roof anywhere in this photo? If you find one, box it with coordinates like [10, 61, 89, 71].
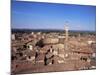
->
[72, 48, 94, 54]
[35, 53, 45, 61]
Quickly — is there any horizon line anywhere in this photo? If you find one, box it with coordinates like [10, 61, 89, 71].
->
[11, 28, 96, 32]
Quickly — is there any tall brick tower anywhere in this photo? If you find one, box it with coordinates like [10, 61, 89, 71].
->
[64, 24, 69, 58]
[64, 24, 68, 49]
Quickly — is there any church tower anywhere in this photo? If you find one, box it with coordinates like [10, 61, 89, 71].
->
[64, 24, 69, 51]
[64, 23, 69, 58]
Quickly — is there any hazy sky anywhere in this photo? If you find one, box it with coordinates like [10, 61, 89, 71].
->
[11, 1, 96, 31]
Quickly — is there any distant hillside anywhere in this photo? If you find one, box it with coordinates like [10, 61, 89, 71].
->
[11, 29, 96, 36]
